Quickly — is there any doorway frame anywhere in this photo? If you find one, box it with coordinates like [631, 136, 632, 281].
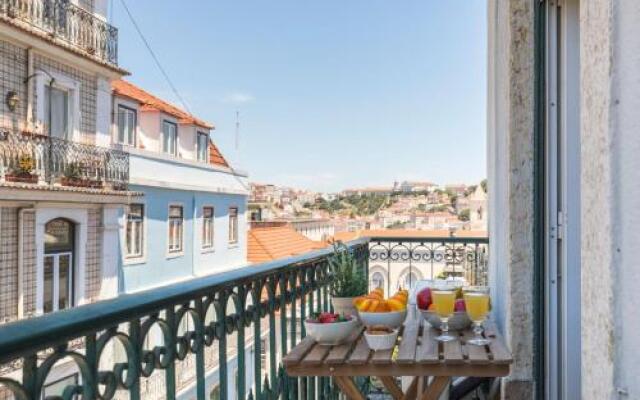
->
[35, 207, 88, 314]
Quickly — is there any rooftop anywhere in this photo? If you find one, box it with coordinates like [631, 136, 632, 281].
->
[248, 226, 326, 263]
[112, 80, 214, 129]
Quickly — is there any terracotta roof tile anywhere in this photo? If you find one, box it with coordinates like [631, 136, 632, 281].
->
[112, 80, 214, 129]
[248, 226, 326, 263]
[209, 140, 229, 167]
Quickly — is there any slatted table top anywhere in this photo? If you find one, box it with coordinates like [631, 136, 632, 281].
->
[284, 319, 512, 378]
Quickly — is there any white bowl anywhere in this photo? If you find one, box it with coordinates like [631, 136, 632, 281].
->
[304, 317, 358, 345]
[364, 329, 399, 351]
[358, 310, 407, 328]
[419, 310, 471, 331]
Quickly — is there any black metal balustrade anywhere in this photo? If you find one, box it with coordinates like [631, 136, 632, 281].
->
[0, 235, 488, 400]
[0, 0, 118, 65]
[0, 132, 129, 190]
[368, 235, 489, 293]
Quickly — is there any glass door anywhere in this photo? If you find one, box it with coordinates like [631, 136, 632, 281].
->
[545, 0, 581, 398]
[43, 252, 73, 314]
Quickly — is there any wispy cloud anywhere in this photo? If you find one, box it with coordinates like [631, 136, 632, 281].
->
[223, 92, 256, 104]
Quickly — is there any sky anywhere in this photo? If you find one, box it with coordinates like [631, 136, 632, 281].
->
[110, 1, 487, 193]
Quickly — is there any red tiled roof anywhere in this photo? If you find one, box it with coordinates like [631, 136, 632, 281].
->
[248, 227, 327, 263]
[112, 80, 214, 129]
[209, 139, 229, 167]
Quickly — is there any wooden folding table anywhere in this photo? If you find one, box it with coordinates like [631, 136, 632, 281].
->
[284, 320, 512, 400]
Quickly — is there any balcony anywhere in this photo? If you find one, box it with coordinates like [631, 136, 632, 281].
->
[0, 0, 118, 65]
[0, 235, 489, 399]
[0, 131, 129, 191]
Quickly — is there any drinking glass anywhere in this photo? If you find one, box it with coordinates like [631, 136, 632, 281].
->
[431, 288, 457, 342]
[463, 286, 491, 346]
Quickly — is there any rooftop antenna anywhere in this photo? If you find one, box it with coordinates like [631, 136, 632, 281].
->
[235, 110, 240, 150]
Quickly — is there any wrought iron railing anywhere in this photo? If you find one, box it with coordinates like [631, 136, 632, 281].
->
[0, 240, 370, 400]
[0, 235, 488, 399]
[367, 235, 489, 293]
[0, 0, 118, 65]
[0, 132, 129, 190]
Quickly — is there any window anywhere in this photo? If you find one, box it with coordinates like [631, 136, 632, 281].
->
[117, 105, 136, 146]
[43, 218, 74, 313]
[202, 207, 214, 249]
[197, 132, 209, 162]
[42, 374, 79, 400]
[228, 207, 238, 244]
[44, 86, 69, 139]
[403, 272, 419, 289]
[168, 205, 184, 253]
[162, 121, 178, 155]
[125, 204, 144, 258]
[371, 271, 385, 292]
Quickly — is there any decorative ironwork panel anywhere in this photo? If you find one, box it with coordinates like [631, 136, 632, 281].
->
[368, 236, 489, 292]
[0, 0, 118, 65]
[0, 240, 370, 400]
[0, 132, 129, 190]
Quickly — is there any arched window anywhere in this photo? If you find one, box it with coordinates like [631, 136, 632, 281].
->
[402, 272, 419, 290]
[370, 271, 385, 291]
[43, 219, 75, 313]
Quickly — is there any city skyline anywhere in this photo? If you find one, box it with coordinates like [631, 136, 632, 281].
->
[110, 1, 488, 192]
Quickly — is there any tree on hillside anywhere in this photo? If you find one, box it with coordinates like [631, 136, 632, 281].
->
[480, 179, 488, 193]
[458, 208, 471, 221]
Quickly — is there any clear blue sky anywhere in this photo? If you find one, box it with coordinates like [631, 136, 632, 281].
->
[110, 1, 487, 192]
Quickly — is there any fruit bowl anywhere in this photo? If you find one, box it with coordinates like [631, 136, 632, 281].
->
[364, 326, 399, 351]
[358, 310, 407, 328]
[419, 310, 471, 331]
[304, 315, 358, 345]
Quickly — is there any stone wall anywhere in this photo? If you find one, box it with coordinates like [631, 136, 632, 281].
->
[85, 208, 102, 302]
[0, 38, 99, 144]
[487, 0, 537, 398]
[0, 207, 18, 322]
[581, 0, 640, 398]
[0, 40, 27, 131]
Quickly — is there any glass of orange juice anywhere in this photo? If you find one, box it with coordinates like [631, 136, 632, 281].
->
[463, 286, 491, 346]
[431, 287, 457, 342]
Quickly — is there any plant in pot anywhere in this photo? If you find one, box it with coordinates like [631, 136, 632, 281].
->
[62, 162, 87, 187]
[7, 155, 38, 183]
[328, 241, 368, 317]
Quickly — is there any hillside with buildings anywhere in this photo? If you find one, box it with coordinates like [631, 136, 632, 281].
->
[248, 180, 488, 243]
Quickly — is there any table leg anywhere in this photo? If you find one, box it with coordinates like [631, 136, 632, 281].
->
[418, 377, 450, 400]
[401, 377, 419, 400]
[377, 376, 403, 400]
[334, 376, 365, 400]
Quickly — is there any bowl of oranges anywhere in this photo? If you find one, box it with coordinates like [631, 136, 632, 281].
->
[353, 288, 408, 328]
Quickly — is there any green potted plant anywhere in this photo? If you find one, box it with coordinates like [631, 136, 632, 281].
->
[328, 241, 368, 316]
[6, 154, 38, 184]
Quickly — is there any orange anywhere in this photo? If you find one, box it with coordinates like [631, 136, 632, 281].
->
[387, 298, 406, 311]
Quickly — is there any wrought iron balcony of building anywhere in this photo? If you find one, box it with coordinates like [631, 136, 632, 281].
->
[0, 235, 489, 400]
[0, 0, 118, 65]
[0, 131, 129, 191]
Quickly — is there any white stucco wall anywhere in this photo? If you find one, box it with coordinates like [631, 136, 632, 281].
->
[128, 149, 248, 195]
[487, 0, 536, 398]
[138, 110, 161, 152]
[581, 0, 640, 398]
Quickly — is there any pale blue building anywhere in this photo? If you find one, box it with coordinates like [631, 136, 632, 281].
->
[111, 80, 249, 293]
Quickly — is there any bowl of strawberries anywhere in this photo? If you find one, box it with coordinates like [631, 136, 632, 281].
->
[304, 312, 358, 345]
[353, 288, 408, 328]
